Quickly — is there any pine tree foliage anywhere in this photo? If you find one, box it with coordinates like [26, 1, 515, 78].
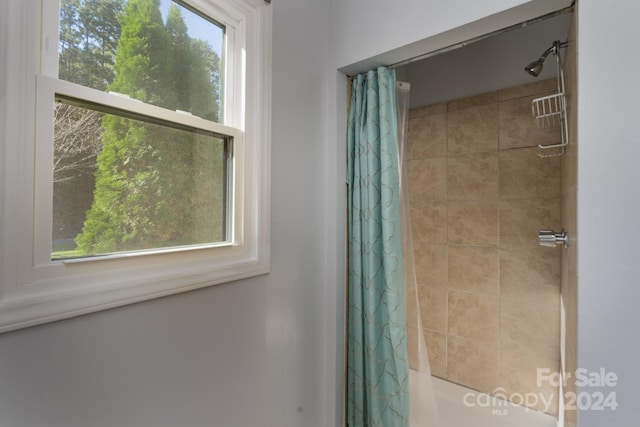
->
[54, 0, 124, 244]
[59, 0, 124, 90]
[56, 0, 124, 185]
[54, 0, 224, 255]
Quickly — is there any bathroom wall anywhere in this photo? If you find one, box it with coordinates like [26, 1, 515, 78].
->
[577, 1, 640, 425]
[333, 0, 574, 76]
[560, 9, 577, 427]
[407, 79, 563, 414]
[0, 1, 333, 426]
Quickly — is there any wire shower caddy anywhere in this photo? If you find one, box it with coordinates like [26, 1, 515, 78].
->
[531, 41, 569, 157]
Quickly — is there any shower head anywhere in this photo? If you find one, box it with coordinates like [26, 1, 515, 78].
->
[524, 58, 546, 77]
[524, 40, 567, 77]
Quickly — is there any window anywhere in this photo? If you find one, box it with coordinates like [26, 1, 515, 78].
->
[0, 0, 271, 333]
[51, 100, 232, 260]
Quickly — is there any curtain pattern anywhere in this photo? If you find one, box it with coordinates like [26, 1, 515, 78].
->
[347, 67, 409, 427]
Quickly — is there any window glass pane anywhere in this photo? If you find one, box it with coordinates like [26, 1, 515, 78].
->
[52, 100, 231, 260]
[58, 0, 224, 122]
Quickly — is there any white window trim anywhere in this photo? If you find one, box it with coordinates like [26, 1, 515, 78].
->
[0, 0, 271, 333]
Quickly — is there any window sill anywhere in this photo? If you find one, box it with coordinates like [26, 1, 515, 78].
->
[0, 255, 269, 333]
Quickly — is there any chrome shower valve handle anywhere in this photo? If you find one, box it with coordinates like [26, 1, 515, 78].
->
[538, 229, 568, 248]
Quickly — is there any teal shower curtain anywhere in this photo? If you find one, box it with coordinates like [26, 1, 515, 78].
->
[347, 67, 409, 427]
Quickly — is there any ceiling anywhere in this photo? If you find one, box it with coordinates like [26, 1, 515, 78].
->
[399, 11, 572, 107]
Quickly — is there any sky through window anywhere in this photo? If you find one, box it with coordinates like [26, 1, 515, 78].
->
[158, 0, 224, 55]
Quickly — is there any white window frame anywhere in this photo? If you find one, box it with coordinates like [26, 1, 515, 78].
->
[0, 0, 271, 333]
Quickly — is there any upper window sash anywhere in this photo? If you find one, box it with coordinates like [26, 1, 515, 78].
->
[40, 0, 243, 129]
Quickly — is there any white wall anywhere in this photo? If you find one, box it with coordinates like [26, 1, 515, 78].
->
[577, 1, 640, 426]
[0, 0, 331, 426]
[332, 0, 572, 75]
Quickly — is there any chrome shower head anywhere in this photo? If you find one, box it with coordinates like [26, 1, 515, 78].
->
[524, 40, 566, 77]
[524, 58, 545, 77]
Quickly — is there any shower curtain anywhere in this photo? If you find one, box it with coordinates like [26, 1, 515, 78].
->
[347, 67, 440, 427]
[347, 67, 409, 427]
[396, 82, 440, 427]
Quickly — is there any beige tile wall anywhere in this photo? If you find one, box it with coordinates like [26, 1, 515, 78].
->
[407, 79, 563, 415]
[561, 10, 578, 427]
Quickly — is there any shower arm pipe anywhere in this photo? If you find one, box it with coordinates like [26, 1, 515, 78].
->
[556, 42, 567, 95]
[533, 40, 569, 80]
[539, 40, 569, 62]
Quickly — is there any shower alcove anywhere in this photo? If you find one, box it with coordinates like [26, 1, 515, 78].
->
[395, 7, 577, 426]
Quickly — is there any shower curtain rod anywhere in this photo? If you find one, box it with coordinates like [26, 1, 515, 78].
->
[348, 2, 574, 79]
